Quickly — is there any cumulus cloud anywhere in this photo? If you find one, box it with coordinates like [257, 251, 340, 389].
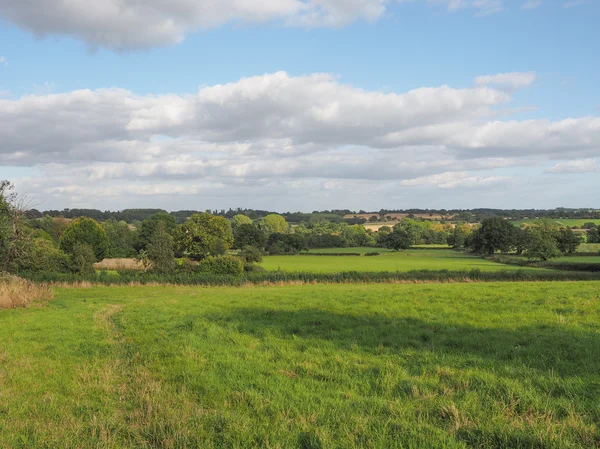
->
[0, 0, 525, 50]
[2, 71, 599, 209]
[0, 0, 388, 50]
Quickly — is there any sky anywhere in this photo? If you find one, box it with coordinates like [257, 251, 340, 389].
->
[0, 0, 599, 212]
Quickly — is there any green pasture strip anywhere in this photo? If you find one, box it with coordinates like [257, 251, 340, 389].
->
[1, 283, 599, 448]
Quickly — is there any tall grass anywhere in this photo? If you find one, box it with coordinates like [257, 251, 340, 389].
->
[0, 273, 54, 309]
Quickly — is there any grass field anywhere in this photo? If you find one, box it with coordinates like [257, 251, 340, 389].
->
[1, 283, 600, 448]
[511, 219, 600, 227]
[263, 249, 554, 273]
[578, 243, 600, 253]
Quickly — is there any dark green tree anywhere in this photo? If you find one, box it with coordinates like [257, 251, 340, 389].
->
[524, 227, 561, 261]
[234, 224, 267, 249]
[556, 228, 582, 254]
[60, 217, 109, 262]
[382, 228, 412, 251]
[468, 217, 515, 255]
[71, 243, 96, 275]
[137, 212, 177, 251]
[174, 212, 234, 260]
[147, 222, 175, 273]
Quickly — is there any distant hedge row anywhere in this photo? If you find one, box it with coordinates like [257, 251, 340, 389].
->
[488, 255, 600, 273]
[22, 268, 600, 286]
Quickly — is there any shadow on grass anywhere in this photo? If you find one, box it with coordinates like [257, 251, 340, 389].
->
[204, 308, 600, 378]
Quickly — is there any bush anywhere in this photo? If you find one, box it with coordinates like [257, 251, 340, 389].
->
[244, 262, 265, 273]
[364, 252, 380, 257]
[239, 246, 263, 263]
[197, 255, 244, 276]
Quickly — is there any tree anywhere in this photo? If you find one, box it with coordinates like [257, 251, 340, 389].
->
[468, 217, 515, 255]
[232, 214, 253, 229]
[60, 217, 109, 262]
[103, 219, 136, 258]
[147, 222, 176, 273]
[260, 214, 289, 234]
[137, 212, 177, 251]
[587, 227, 600, 244]
[234, 223, 267, 249]
[524, 227, 561, 261]
[382, 228, 412, 251]
[174, 212, 234, 260]
[448, 223, 470, 248]
[71, 243, 96, 275]
[556, 228, 582, 254]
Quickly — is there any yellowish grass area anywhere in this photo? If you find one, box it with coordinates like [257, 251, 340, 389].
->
[0, 274, 54, 309]
[94, 258, 144, 271]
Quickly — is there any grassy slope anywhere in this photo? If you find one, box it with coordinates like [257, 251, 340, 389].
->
[1, 283, 600, 448]
[263, 249, 555, 273]
[512, 219, 600, 227]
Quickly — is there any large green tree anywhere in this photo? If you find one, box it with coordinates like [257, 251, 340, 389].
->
[60, 217, 109, 262]
[232, 214, 253, 229]
[175, 213, 234, 260]
[234, 223, 267, 249]
[468, 217, 515, 255]
[382, 228, 412, 251]
[147, 222, 176, 273]
[523, 226, 561, 261]
[137, 212, 176, 251]
[260, 214, 289, 234]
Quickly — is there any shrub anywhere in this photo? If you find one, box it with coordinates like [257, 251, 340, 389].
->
[239, 246, 263, 263]
[197, 255, 245, 276]
[364, 252, 380, 257]
[147, 222, 176, 273]
[244, 262, 266, 273]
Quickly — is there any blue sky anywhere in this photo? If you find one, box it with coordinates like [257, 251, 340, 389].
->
[0, 0, 599, 211]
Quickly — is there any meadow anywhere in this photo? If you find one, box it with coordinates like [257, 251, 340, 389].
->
[1, 282, 599, 448]
[262, 249, 555, 273]
[511, 219, 600, 227]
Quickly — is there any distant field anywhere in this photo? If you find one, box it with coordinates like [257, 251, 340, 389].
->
[578, 243, 600, 253]
[1, 282, 599, 448]
[263, 249, 555, 273]
[512, 219, 600, 227]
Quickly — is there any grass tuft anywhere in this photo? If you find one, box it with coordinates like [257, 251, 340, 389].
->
[0, 273, 54, 309]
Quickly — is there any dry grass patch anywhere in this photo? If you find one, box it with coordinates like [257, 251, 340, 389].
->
[0, 273, 54, 309]
[94, 258, 144, 271]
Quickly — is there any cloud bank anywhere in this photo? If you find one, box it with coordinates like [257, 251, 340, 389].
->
[2, 71, 599, 210]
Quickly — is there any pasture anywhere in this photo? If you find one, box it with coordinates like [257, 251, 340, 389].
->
[511, 218, 600, 227]
[1, 282, 599, 448]
[262, 249, 555, 273]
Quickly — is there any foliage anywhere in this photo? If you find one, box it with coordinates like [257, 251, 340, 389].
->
[239, 245, 263, 263]
[266, 233, 307, 254]
[147, 222, 176, 273]
[468, 217, 515, 255]
[586, 227, 600, 243]
[18, 236, 70, 273]
[523, 225, 561, 261]
[232, 214, 253, 228]
[136, 212, 177, 251]
[197, 255, 244, 276]
[60, 217, 109, 262]
[70, 243, 96, 275]
[260, 214, 289, 234]
[103, 219, 137, 258]
[382, 228, 412, 251]
[175, 213, 234, 260]
[556, 228, 583, 254]
[233, 223, 267, 249]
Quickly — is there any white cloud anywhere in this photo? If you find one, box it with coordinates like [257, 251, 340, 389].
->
[475, 72, 536, 90]
[0, 0, 527, 50]
[546, 159, 600, 173]
[563, 0, 589, 8]
[0, 56, 6, 66]
[521, 0, 542, 10]
[0, 0, 388, 50]
[2, 71, 599, 209]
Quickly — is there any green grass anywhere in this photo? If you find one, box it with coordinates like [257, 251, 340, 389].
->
[263, 249, 555, 273]
[512, 219, 600, 227]
[550, 256, 600, 264]
[1, 283, 600, 448]
[578, 243, 600, 253]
